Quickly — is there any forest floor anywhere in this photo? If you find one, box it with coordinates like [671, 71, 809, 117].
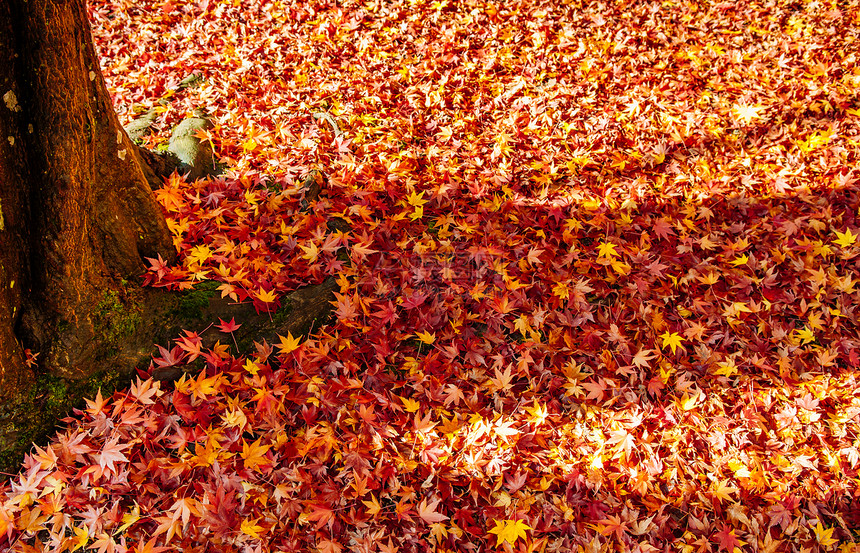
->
[3, 0, 860, 551]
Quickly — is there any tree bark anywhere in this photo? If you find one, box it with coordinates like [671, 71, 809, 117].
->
[0, 0, 175, 386]
[0, 0, 342, 473]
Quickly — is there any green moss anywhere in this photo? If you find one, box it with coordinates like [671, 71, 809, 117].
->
[172, 280, 220, 319]
[94, 288, 142, 355]
[271, 297, 294, 326]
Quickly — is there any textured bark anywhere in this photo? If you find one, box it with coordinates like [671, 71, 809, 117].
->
[0, 0, 340, 472]
[0, 0, 175, 387]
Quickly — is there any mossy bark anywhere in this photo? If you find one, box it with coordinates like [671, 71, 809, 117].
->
[0, 0, 339, 475]
[0, 0, 176, 469]
[0, 0, 175, 383]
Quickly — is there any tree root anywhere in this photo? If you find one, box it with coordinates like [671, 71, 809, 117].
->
[312, 111, 343, 138]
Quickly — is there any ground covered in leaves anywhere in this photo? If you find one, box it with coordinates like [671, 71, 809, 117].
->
[3, 0, 860, 551]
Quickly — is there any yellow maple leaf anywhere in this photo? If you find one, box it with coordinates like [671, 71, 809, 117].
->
[362, 495, 381, 516]
[406, 189, 428, 207]
[730, 253, 749, 266]
[114, 502, 141, 534]
[189, 372, 223, 401]
[732, 103, 765, 124]
[710, 479, 738, 504]
[552, 280, 570, 300]
[240, 517, 265, 540]
[813, 522, 838, 547]
[255, 288, 277, 304]
[525, 400, 548, 425]
[415, 330, 436, 344]
[698, 271, 719, 285]
[277, 332, 301, 354]
[714, 359, 738, 377]
[185, 245, 212, 267]
[429, 522, 448, 542]
[794, 326, 815, 345]
[731, 302, 752, 314]
[699, 234, 719, 250]
[488, 519, 531, 547]
[189, 439, 219, 468]
[407, 190, 427, 220]
[610, 260, 631, 274]
[71, 525, 88, 552]
[597, 241, 619, 258]
[243, 359, 260, 375]
[659, 331, 684, 354]
[834, 228, 857, 248]
[241, 438, 271, 472]
[678, 392, 701, 411]
[300, 241, 320, 261]
[399, 395, 420, 413]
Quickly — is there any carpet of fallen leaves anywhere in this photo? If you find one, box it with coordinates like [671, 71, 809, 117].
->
[4, 0, 860, 551]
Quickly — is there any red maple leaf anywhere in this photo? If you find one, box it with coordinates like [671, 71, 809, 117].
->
[216, 317, 242, 333]
[713, 524, 745, 552]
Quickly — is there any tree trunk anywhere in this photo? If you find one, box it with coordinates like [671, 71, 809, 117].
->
[0, 0, 175, 387]
[0, 0, 342, 473]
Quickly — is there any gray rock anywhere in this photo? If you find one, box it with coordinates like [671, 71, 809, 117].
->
[167, 115, 217, 181]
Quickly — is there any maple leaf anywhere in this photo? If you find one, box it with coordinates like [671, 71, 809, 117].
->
[276, 331, 302, 354]
[240, 517, 265, 540]
[127, 535, 171, 553]
[97, 436, 129, 475]
[710, 479, 739, 505]
[317, 540, 343, 553]
[597, 241, 619, 258]
[89, 533, 120, 553]
[415, 330, 436, 344]
[713, 524, 746, 552]
[677, 391, 701, 411]
[154, 184, 184, 212]
[399, 395, 420, 413]
[794, 326, 816, 345]
[552, 280, 570, 300]
[216, 317, 242, 333]
[631, 349, 656, 369]
[362, 495, 381, 516]
[185, 244, 212, 267]
[413, 410, 438, 433]
[833, 228, 857, 248]
[488, 365, 515, 392]
[651, 218, 675, 240]
[812, 522, 838, 547]
[85, 388, 109, 416]
[306, 503, 335, 530]
[714, 359, 738, 377]
[69, 524, 88, 551]
[730, 253, 749, 266]
[732, 103, 765, 124]
[488, 519, 531, 547]
[241, 437, 271, 472]
[407, 189, 427, 220]
[596, 514, 629, 541]
[429, 522, 448, 543]
[416, 497, 448, 524]
[583, 378, 607, 401]
[659, 331, 684, 354]
[255, 287, 278, 304]
[300, 241, 320, 262]
[152, 344, 186, 368]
